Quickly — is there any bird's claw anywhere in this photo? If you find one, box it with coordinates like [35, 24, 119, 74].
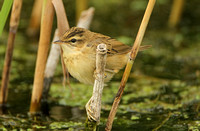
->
[85, 98, 98, 121]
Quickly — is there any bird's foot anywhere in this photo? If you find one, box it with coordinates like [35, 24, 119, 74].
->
[85, 98, 99, 122]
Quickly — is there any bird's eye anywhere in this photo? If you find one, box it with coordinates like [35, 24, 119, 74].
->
[71, 38, 77, 43]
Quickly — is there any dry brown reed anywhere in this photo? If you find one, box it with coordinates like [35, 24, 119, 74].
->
[105, 0, 156, 130]
[0, 0, 23, 105]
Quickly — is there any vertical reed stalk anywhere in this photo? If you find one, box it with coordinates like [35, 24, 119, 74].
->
[42, 0, 70, 101]
[105, 0, 156, 130]
[29, 0, 54, 113]
[0, 0, 23, 105]
[77, 7, 95, 29]
[52, 0, 70, 36]
[168, 0, 185, 28]
[27, 0, 42, 37]
[52, 0, 70, 89]
[42, 29, 60, 101]
[76, 0, 88, 23]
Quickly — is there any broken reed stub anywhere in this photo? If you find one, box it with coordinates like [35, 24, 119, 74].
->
[86, 43, 107, 122]
[77, 7, 95, 29]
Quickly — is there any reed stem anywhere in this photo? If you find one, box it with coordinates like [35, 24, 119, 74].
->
[168, 0, 185, 28]
[29, 0, 54, 113]
[86, 44, 107, 129]
[105, 0, 156, 130]
[27, 0, 42, 37]
[0, 0, 23, 105]
[76, 0, 89, 23]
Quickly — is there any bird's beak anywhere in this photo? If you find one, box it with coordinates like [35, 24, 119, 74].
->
[53, 40, 63, 44]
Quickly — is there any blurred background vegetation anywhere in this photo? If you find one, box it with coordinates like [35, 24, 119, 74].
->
[0, 0, 200, 130]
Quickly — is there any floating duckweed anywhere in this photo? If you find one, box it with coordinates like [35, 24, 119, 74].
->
[131, 115, 140, 120]
[49, 121, 83, 130]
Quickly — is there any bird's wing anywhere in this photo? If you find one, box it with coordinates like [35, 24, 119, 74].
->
[92, 33, 151, 56]
[107, 38, 152, 55]
[107, 38, 131, 55]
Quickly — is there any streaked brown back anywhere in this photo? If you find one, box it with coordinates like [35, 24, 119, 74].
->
[91, 32, 151, 56]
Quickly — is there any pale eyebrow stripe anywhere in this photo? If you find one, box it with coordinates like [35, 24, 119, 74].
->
[65, 30, 85, 39]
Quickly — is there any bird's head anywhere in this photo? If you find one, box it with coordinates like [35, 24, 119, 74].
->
[54, 27, 90, 49]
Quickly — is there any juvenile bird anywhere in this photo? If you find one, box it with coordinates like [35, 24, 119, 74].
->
[54, 27, 150, 85]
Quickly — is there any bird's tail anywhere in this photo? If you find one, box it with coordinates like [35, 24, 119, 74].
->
[139, 45, 152, 51]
